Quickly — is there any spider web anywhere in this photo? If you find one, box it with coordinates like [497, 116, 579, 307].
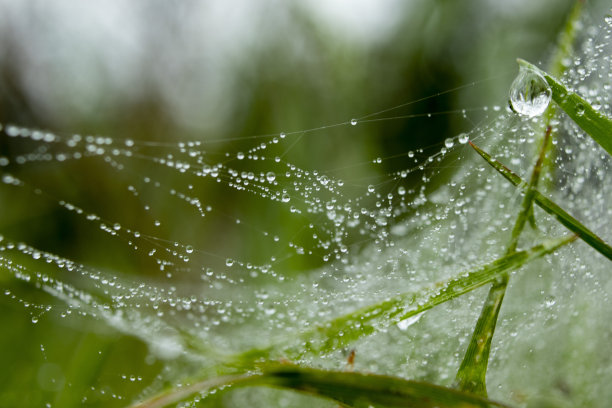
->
[1, 4, 612, 408]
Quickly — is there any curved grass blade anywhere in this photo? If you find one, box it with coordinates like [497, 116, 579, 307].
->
[469, 141, 612, 261]
[250, 365, 514, 408]
[133, 365, 514, 408]
[283, 236, 574, 360]
[518, 58, 612, 157]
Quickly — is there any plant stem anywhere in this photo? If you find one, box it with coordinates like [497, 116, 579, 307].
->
[455, 1, 585, 395]
[456, 128, 551, 396]
[469, 141, 612, 261]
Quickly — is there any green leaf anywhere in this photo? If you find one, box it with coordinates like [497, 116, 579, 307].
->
[517, 58, 612, 157]
[469, 141, 612, 261]
[249, 365, 514, 408]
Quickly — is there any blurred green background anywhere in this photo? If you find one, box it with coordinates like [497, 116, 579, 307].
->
[0, 0, 599, 406]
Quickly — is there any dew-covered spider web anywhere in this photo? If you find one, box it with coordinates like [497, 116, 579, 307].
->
[1, 3, 612, 408]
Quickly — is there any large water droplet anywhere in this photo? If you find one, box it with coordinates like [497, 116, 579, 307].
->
[508, 66, 552, 117]
[397, 313, 423, 330]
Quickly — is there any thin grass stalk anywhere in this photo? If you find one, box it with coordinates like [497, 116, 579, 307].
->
[469, 141, 612, 261]
[456, 128, 552, 396]
[455, 3, 587, 393]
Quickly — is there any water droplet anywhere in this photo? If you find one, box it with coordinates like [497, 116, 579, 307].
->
[444, 138, 454, 148]
[509, 66, 552, 117]
[279, 132, 286, 139]
[185, 245, 194, 254]
[350, 119, 358, 126]
[605, 14, 612, 25]
[408, 151, 414, 158]
[266, 172, 276, 182]
[31, 316, 39, 324]
[397, 313, 423, 330]
[397, 186, 406, 196]
[281, 193, 290, 203]
[236, 152, 245, 160]
[575, 103, 585, 116]
[225, 258, 234, 267]
[458, 133, 469, 144]
[367, 185, 375, 193]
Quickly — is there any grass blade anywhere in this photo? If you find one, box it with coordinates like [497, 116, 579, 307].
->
[518, 58, 612, 157]
[469, 141, 612, 261]
[456, 128, 553, 396]
[285, 237, 574, 360]
[251, 365, 514, 408]
[132, 365, 514, 408]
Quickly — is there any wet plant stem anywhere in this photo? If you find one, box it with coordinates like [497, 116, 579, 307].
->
[456, 127, 551, 396]
[455, 0, 584, 395]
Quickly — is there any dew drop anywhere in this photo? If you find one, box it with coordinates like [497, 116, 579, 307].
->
[575, 103, 585, 116]
[185, 245, 194, 254]
[225, 258, 234, 267]
[444, 138, 454, 148]
[508, 66, 552, 117]
[397, 186, 406, 196]
[367, 185, 375, 193]
[266, 172, 276, 182]
[397, 313, 422, 330]
[350, 119, 358, 126]
[279, 132, 286, 139]
[236, 152, 245, 160]
[458, 133, 469, 144]
[281, 193, 290, 203]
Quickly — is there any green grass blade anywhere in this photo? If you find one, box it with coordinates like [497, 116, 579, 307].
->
[548, 0, 584, 78]
[507, 126, 552, 252]
[469, 141, 612, 261]
[251, 366, 514, 408]
[517, 58, 612, 157]
[132, 365, 515, 408]
[456, 128, 552, 396]
[253, 235, 575, 362]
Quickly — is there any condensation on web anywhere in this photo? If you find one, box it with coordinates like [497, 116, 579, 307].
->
[1, 10, 612, 406]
